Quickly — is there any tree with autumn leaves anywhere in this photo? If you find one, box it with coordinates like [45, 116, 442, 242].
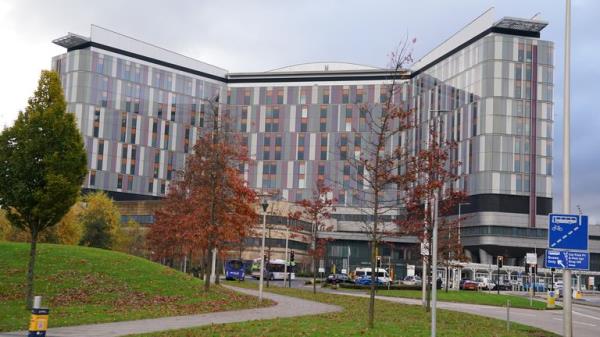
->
[147, 97, 257, 292]
[399, 116, 466, 311]
[297, 180, 335, 294]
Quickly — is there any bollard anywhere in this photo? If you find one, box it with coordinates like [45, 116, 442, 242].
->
[547, 290, 556, 309]
[506, 300, 511, 331]
[28, 296, 49, 337]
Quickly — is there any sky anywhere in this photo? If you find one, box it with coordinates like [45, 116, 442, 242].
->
[0, 0, 598, 222]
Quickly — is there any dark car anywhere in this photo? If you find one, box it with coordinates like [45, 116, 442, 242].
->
[493, 281, 512, 291]
[326, 273, 353, 284]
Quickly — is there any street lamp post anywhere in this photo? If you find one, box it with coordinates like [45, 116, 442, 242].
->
[562, 1, 573, 336]
[429, 109, 451, 337]
[258, 199, 268, 302]
[431, 190, 440, 337]
[283, 224, 289, 288]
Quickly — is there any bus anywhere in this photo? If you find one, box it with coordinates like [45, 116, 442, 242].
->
[225, 259, 246, 281]
[250, 258, 294, 280]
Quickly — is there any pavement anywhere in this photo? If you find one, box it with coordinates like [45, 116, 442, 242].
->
[320, 288, 600, 337]
[0, 285, 341, 337]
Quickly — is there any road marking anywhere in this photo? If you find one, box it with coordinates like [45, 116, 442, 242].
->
[553, 317, 597, 327]
[573, 310, 600, 321]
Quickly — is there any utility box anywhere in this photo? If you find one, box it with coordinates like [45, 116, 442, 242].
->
[546, 291, 556, 309]
[28, 308, 49, 337]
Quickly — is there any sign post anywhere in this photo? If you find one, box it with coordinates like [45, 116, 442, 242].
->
[546, 213, 589, 337]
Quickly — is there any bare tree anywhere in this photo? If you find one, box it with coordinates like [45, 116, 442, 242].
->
[342, 39, 415, 329]
[297, 180, 336, 294]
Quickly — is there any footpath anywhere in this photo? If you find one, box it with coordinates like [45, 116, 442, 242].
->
[0, 285, 341, 337]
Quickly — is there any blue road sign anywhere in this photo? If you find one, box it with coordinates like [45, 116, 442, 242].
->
[545, 249, 589, 270]
[548, 213, 588, 250]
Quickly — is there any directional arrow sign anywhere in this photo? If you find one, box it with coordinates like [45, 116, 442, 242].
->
[548, 214, 588, 250]
[545, 249, 589, 270]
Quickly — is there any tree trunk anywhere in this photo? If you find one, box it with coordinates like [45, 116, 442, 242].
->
[368, 238, 377, 329]
[312, 255, 317, 294]
[203, 249, 210, 292]
[426, 248, 432, 312]
[214, 255, 220, 285]
[26, 230, 38, 309]
[445, 264, 449, 292]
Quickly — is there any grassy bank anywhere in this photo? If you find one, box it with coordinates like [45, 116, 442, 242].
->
[0, 242, 270, 331]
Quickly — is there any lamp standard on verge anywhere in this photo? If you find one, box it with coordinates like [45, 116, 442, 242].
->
[258, 198, 269, 302]
[562, 0, 573, 336]
[429, 109, 451, 337]
[283, 223, 289, 288]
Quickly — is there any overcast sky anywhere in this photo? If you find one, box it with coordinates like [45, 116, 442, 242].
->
[0, 0, 598, 222]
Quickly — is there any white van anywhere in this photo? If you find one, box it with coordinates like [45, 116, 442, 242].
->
[354, 267, 391, 283]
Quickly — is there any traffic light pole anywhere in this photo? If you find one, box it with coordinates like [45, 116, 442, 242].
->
[497, 261, 500, 295]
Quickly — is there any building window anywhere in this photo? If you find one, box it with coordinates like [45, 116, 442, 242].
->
[184, 127, 190, 153]
[166, 152, 174, 180]
[96, 140, 104, 170]
[275, 136, 282, 160]
[170, 101, 176, 121]
[120, 112, 127, 142]
[297, 135, 305, 160]
[263, 162, 277, 189]
[126, 175, 133, 191]
[319, 106, 327, 132]
[117, 174, 123, 189]
[322, 88, 330, 104]
[130, 117, 137, 144]
[153, 150, 160, 178]
[89, 171, 96, 186]
[121, 146, 127, 173]
[356, 87, 364, 103]
[320, 134, 328, 160]
[93, 108, 101, 137]
[130, 146, 137, 175]
[342, 87, 349, 103]
[148, 181, 154, 193]
[318, 163, 325, 181]
[241, 106, 248, 132]
[263, 136, 271, 160]
[471, 103, 478, 137]
[157, 103, 164, 118]
[160, 181, 166, 195]
[340, 134, 348, 160]
[164, 122, 170, 149]
[266, 107, 279, 132]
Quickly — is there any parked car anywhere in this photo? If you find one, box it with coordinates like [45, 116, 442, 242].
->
[475, 277, 495, 290]
[401, 275, 422, 286]
[460, 279, 478, 291]
[326, 273, 353, 285]
[355, 276, 384, 286]
[353, 267, 391, 284]
[493, 280, 512, 291]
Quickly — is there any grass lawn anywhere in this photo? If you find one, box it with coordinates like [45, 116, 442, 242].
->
[370, 289, 550, 310]
[0, 242, 271, 332]
[130, 281, 558, 337]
